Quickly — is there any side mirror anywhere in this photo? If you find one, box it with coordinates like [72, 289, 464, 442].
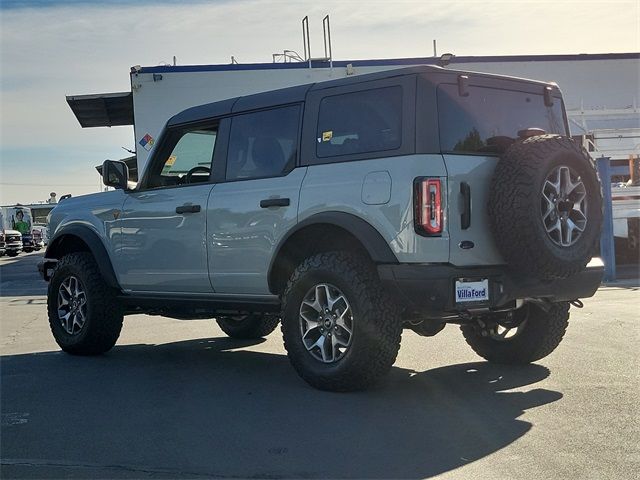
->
[102, 160, 129, 190]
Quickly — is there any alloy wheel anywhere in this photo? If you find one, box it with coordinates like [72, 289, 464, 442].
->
[57, 275, 88, 335]
[299, 283, 353, 363]
[541, 165, 588, 247]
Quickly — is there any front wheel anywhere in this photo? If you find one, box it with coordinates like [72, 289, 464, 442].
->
[47, 252, 124, 355]
[281, 251, 402, 392]
[460, 302, 570, 364]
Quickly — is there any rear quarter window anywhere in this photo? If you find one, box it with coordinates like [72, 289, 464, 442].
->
[316, 86, 402, 158]
[437, 84, 566, 154]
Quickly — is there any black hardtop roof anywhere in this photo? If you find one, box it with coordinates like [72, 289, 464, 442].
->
[167, 64, 557, 126]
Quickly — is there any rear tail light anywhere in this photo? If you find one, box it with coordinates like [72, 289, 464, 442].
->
[414, 178, 443, 235]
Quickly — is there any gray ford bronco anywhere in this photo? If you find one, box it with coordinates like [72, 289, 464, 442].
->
[40, 66, 604, 391]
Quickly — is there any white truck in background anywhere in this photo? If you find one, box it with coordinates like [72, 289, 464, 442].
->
[583, 129, 640, 261]
[612, 182, 640, 261]
[0, 209, 25, 257]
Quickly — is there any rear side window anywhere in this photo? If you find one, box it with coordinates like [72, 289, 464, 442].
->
[438, 84, 566, 154]
[316, 86, 402, 158]
[226, 105, 300, 181]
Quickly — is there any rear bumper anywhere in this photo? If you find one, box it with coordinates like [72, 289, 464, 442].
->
[378, 258, 604, 315]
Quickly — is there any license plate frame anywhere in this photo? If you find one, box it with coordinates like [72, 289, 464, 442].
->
[455, 278, 490, 303]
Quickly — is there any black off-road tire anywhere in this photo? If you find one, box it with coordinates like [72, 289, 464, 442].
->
[47, 252, 123, 355]
[7, 251, 19, 257]
[216, 314, 279, 339]
[489, 135, 602, 280]
[461, 302, 570, 364]
[281, 251, 402, 392]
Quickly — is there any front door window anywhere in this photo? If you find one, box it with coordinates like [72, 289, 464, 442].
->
[145, 127, 217, 189]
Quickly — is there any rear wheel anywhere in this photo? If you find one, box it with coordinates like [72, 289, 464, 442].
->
[460, 302, 570, 364]
[281, 251, 402, 392]
[47, 252, 123, 355]
[216, 314, 279, 339]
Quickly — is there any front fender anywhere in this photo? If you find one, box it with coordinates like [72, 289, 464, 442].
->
[46, 225, 120, 290]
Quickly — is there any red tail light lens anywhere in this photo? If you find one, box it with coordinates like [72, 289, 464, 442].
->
[414, 178, 443, 235]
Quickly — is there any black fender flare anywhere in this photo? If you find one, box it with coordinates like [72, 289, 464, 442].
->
[46, 225, 120, 290]
[268, 211, 398, 291]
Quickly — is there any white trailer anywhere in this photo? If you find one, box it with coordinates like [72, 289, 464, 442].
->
[71, 62, 410, 174]
[66, 52, 640, 177]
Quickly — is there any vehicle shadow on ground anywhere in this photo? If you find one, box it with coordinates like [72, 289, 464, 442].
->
[0, 252, 47, 297]
[1, 337, 561, 479]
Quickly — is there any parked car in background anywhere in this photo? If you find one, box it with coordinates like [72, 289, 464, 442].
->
[21, 231, 37, 253]
[27, 204, 56, 243]
[33, 224, 48, 245]
[32, 224, 50, 246]
[0, 230, 23, 257]
[31, 228, 45, 251]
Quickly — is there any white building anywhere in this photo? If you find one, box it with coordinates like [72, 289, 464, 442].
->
[67, 52, 639, 175]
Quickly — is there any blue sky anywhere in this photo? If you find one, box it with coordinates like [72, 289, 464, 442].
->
[1, 0, 638, 204]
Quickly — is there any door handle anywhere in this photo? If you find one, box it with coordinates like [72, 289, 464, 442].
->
[260, 198, 290, 208]
[176, 204, 201, 214]
[460, 182, 471, 230]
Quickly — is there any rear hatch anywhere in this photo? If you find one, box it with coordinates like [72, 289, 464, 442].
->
[437, 80, 567, 266]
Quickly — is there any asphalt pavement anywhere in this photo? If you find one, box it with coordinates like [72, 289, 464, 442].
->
[1, 252, 638, 479]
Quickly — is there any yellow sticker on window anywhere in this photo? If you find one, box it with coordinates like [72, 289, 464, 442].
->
[322, 131, 333, 142]
[161, 155, 177, 175]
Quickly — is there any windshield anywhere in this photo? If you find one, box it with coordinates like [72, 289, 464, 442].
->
[437, 84, 566, 154]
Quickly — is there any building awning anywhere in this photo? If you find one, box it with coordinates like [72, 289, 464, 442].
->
[66, 91, 133, 127]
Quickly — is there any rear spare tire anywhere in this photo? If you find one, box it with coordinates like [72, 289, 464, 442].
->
[489, 135, 602, 279]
